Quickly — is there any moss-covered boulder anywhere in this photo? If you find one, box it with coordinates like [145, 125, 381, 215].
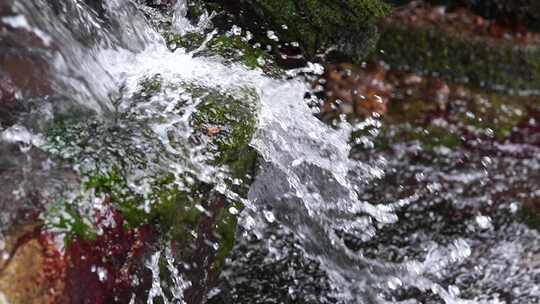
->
[193, 0, 390, 64]
[165, 31, 280, 75]
[375, 5, 540, 92]
[1, 77, 259, 304]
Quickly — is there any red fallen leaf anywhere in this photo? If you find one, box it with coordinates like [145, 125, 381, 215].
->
[24, 208, 156, 304]
[207, 127, 221, 135]
[355, 93, 387, 118]
[473, 15, 485, 27]
[60, 210, 155, 304]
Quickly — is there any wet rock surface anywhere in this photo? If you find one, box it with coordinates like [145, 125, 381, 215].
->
[208, 230, 338, 304]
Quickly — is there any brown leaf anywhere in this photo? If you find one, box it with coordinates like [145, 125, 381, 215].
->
[207, 127, 221, 136]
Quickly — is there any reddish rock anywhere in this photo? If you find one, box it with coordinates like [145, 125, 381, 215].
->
[0, 209, 156, 304]
[317, 62, 457, 121]
[0, 225, 58, 304]
[59, 211, 155, 304]
[319, 63, 391, 120]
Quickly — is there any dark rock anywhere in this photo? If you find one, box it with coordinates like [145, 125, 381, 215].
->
[208, 230, 338, 304]
[59, 211, 155, 304]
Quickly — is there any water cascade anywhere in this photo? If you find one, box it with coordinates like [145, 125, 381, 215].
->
[0, 0, 539, 303]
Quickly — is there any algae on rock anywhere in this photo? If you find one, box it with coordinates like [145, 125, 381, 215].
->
[165, 31, 279, 75]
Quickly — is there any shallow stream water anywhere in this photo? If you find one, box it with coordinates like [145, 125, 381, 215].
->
[0, 1, 539, 303]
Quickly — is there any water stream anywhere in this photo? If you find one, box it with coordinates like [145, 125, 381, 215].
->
[0, 0, 539, 303]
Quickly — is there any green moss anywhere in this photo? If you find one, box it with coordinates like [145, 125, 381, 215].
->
[204, 0, 389, 62]
[42, 199, 97, 243]
[208, 35, 269, 69]
[450, 91, 532, 141]
[387, 98, 440, 123]
[165, 32, 207, 52]
[351, 122, 462, 155]
[171, 0, 389, 66]
[400, 125, 460, 149]
[85, 168, 147, 227]
[375, 21, 540, 92]
[150, 179, 209, 247]
[521, 199, 540, 230]
[138, 74, 163, 94]
[210, 201, 242, 274]
[186, 0, 219, 21]
[166, 32, 279, 75]
[411, 125, 461, 149]
[189, 86, 258, 181]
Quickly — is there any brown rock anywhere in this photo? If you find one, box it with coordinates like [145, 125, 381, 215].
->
[0, 226, 61, 304]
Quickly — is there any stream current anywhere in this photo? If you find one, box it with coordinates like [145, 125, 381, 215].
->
[0, 0, 539, 303]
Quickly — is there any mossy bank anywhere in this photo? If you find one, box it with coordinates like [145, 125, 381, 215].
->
[185, 0, 390, 64]
[375, 19, 540, 92]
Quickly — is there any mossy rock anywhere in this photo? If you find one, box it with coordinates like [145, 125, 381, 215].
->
[351, 81, 538, 154]
[41, 76, 259, 302]
[388, 87, 533, 140]
[386, 98, 438, 123]
[0, 226, 59, 304]
[450, 91, 531, 140]
[165, 32, 280, 75]
[199, 0, 390, 63]
[375, 20, 540, 92]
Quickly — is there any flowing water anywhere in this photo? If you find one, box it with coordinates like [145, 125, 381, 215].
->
[0, 0, 539, 303]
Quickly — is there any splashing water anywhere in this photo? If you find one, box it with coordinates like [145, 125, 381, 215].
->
[1, 0, 539, 303]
